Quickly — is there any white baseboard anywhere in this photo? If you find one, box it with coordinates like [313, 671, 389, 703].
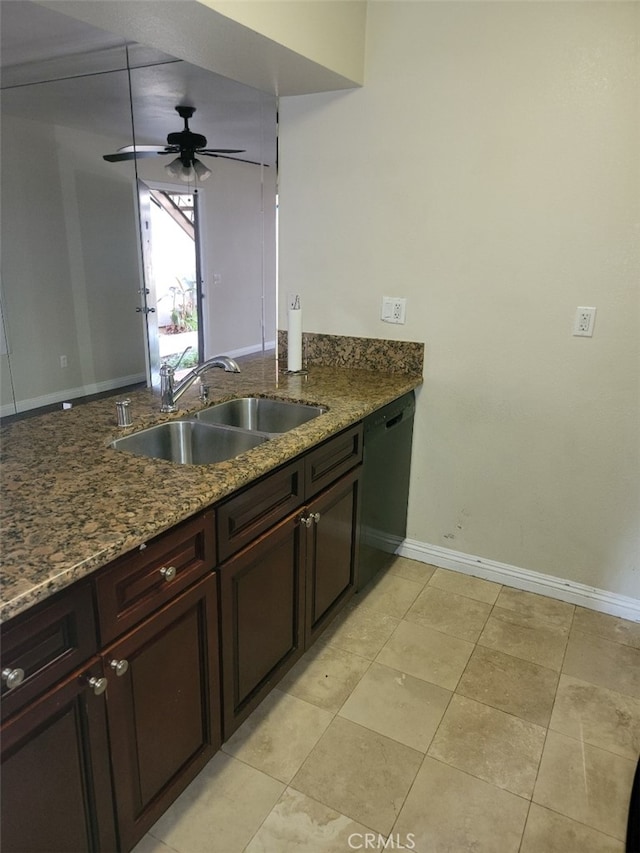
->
[7, 373, 147, 416]
[393, 538, 640, 623]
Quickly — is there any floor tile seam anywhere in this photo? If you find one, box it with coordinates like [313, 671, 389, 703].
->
[424, 741, 539, 802]
[571, 630, 640, 651]
[376, 613, 477, 654]
[146, 831, 181, 853]
[218, 745, 294, 786]
[268, 684, 343, 723]
[472, 635, 565, 675]
[528, 797, 631, 845]
[470, 637, 566, 676]
[561, 633, 640, 701]
[541, 724, 640, 766]
[401, 607, 487, 645]
[546, 719, 640, 762]
[488, 603, 573, 636]
[475, 634, 564, 673]
[443, 689, 549, 738]
[335, 667, 456, 756]
[569, 625, 640, 653]
[387, 749, 434, 843]
[530, 728, 636, 845]
[426, 574, 504, 607]
[283, 779, 387, 839]
[238, 781, 294, 853]
[318, 655, 375, 717]
[419, 752, 533, 806]
[515, 800, 534, 853]
[356, 592, 423, 622]
[554, 670, 640, 714]
[389, 569, 432, 588]
[409, 581, 495, 617]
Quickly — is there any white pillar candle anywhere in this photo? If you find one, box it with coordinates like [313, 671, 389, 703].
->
[288, 306, 302, 372]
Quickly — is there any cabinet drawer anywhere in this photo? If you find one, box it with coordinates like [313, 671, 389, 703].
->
[217, 459, 304, 562]
[0, 582, 97, 722]
[96, 510, 215, 644]
[304, 423, 363, 499]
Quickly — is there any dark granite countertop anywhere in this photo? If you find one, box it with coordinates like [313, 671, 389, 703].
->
[1, 350, 422, 623]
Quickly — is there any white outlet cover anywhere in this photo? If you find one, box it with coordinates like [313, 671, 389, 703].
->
[381, 296, 407, 324]
[573, 306, 597, 337]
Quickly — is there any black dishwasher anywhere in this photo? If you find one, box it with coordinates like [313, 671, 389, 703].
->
[357, 391, 416, 591]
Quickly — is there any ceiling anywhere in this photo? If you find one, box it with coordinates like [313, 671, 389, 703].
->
[0, 1, 276, 165]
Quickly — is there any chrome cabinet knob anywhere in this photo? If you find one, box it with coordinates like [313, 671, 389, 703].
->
[109, 659, 129, 677]
[300, 516, 312, 528]
[311, 512, 321, 524]
[2, 667, 25, 690]
[160, 566, 177, 581]
[87, 676, 108, 696]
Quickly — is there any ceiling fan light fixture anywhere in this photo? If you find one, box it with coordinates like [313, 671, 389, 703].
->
[165, 156, 212, 183]
[165, 156, 185, 179]
[193, 158, 212, 181]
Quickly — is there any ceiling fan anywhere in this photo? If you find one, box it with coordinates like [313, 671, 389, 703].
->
[103, 105, 262, 182]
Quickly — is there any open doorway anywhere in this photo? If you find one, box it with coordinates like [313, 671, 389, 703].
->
[149, 186, 202, 370]
[138, 180, 204, 382]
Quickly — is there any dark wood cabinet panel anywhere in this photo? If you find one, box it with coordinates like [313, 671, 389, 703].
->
[1, 582, 97, 722]
[305, 467, 360, 646]
[304, 424, 363, 499]
[96, 510, 215, 644]
[220, 514, 305, 738]
[0, 658, 117, 853]
[102, 573, 220, 853]
[217, 459, 304, 561]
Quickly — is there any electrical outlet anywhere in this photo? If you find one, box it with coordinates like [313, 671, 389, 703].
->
[573, 306, 597, 337]
[59, 355, 68, 368]
[381, 296, 407, 324]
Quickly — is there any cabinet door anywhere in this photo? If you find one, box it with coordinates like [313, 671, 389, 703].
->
[305, 467, 360, 646]
[220, 513, 305, 738]
[1, 659, 116, 853]
[102, 574, 220, 853]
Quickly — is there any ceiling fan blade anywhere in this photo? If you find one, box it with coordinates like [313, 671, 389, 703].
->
[198, 148, 245, 155]
[103, 150, 166, 162]
[116, 144, 165, 153]
[200, 153, 268, 167]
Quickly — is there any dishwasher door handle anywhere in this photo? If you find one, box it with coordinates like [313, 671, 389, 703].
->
[385, 412, 405, 429]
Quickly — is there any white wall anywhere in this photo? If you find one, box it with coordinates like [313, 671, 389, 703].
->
[279, 2, 640, 602]
[1, 115, 146, 413]
[45, 0, 366, 95]
[202, 159, 277, 357]
[207, 1, 367, 85]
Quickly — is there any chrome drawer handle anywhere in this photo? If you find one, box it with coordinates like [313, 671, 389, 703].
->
[87, 676, 108, 696]
[160, 566, 177, 581]
[109, 659, 129, 677]
[2, 667, 25, 690]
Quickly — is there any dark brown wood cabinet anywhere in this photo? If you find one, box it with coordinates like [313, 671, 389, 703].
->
[102, 573, 221, 852]
[304, 466, 360, 647]
[1, 658, 117, 853]
[220, 513, 305, 737]
[218, 426, 362, 737]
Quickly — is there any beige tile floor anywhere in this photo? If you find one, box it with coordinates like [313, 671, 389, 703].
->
[133, 557, 640, 853]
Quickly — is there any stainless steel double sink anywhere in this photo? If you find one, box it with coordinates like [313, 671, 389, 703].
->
[111, 397, 326, 465]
